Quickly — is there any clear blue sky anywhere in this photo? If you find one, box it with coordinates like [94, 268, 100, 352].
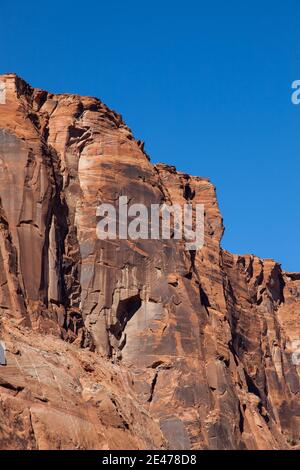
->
[1, 0, 299, 271]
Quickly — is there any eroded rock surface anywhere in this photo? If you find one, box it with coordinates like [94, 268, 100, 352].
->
[0, 74, 299, 449]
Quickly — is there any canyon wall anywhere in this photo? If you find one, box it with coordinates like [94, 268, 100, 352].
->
[0, 74, 299, 449]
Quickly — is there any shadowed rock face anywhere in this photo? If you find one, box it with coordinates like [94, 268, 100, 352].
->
[0, 74, 299, 450]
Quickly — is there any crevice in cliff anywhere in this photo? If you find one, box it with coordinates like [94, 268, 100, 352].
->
[0, 378, 24, 393]
[183, 181, 195, 201]
[109, 396, 130, 430]
[228, 340, 239, 366]
[0, 200, 27, 319]
[109, 294, 142, 343]
[267, 264, 285, 305]
[244, 370, 262, 400]
[238, 402, 245, 434]
[31, 137, 86, 344]
[148, 370, 159, 404]
[39, 145, 69, 308]
[258, 402, 270, 424]
[28, 409, 39, 450]
[200, 286, 210, 308]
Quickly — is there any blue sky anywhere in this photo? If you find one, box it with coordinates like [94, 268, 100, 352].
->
[1, 0, 299, 271]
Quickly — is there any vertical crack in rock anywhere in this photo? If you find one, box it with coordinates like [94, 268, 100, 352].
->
[148, 370, 159, 403]
[109, 294, 142, 348]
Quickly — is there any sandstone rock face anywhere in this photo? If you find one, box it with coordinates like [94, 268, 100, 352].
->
[0, 73, 299, 449]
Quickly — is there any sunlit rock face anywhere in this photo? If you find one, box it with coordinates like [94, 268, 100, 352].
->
[0, 74, 299, 450]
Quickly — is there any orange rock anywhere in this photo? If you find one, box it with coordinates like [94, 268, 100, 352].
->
[0, 74, 299, 449]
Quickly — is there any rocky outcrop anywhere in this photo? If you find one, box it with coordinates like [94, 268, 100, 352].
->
[0, 73, 299, 449]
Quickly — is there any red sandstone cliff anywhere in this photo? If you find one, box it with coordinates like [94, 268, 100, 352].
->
[0, 74, 299, 449]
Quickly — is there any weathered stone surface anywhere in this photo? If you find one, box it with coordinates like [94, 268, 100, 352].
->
[0, 73, 299, 449]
